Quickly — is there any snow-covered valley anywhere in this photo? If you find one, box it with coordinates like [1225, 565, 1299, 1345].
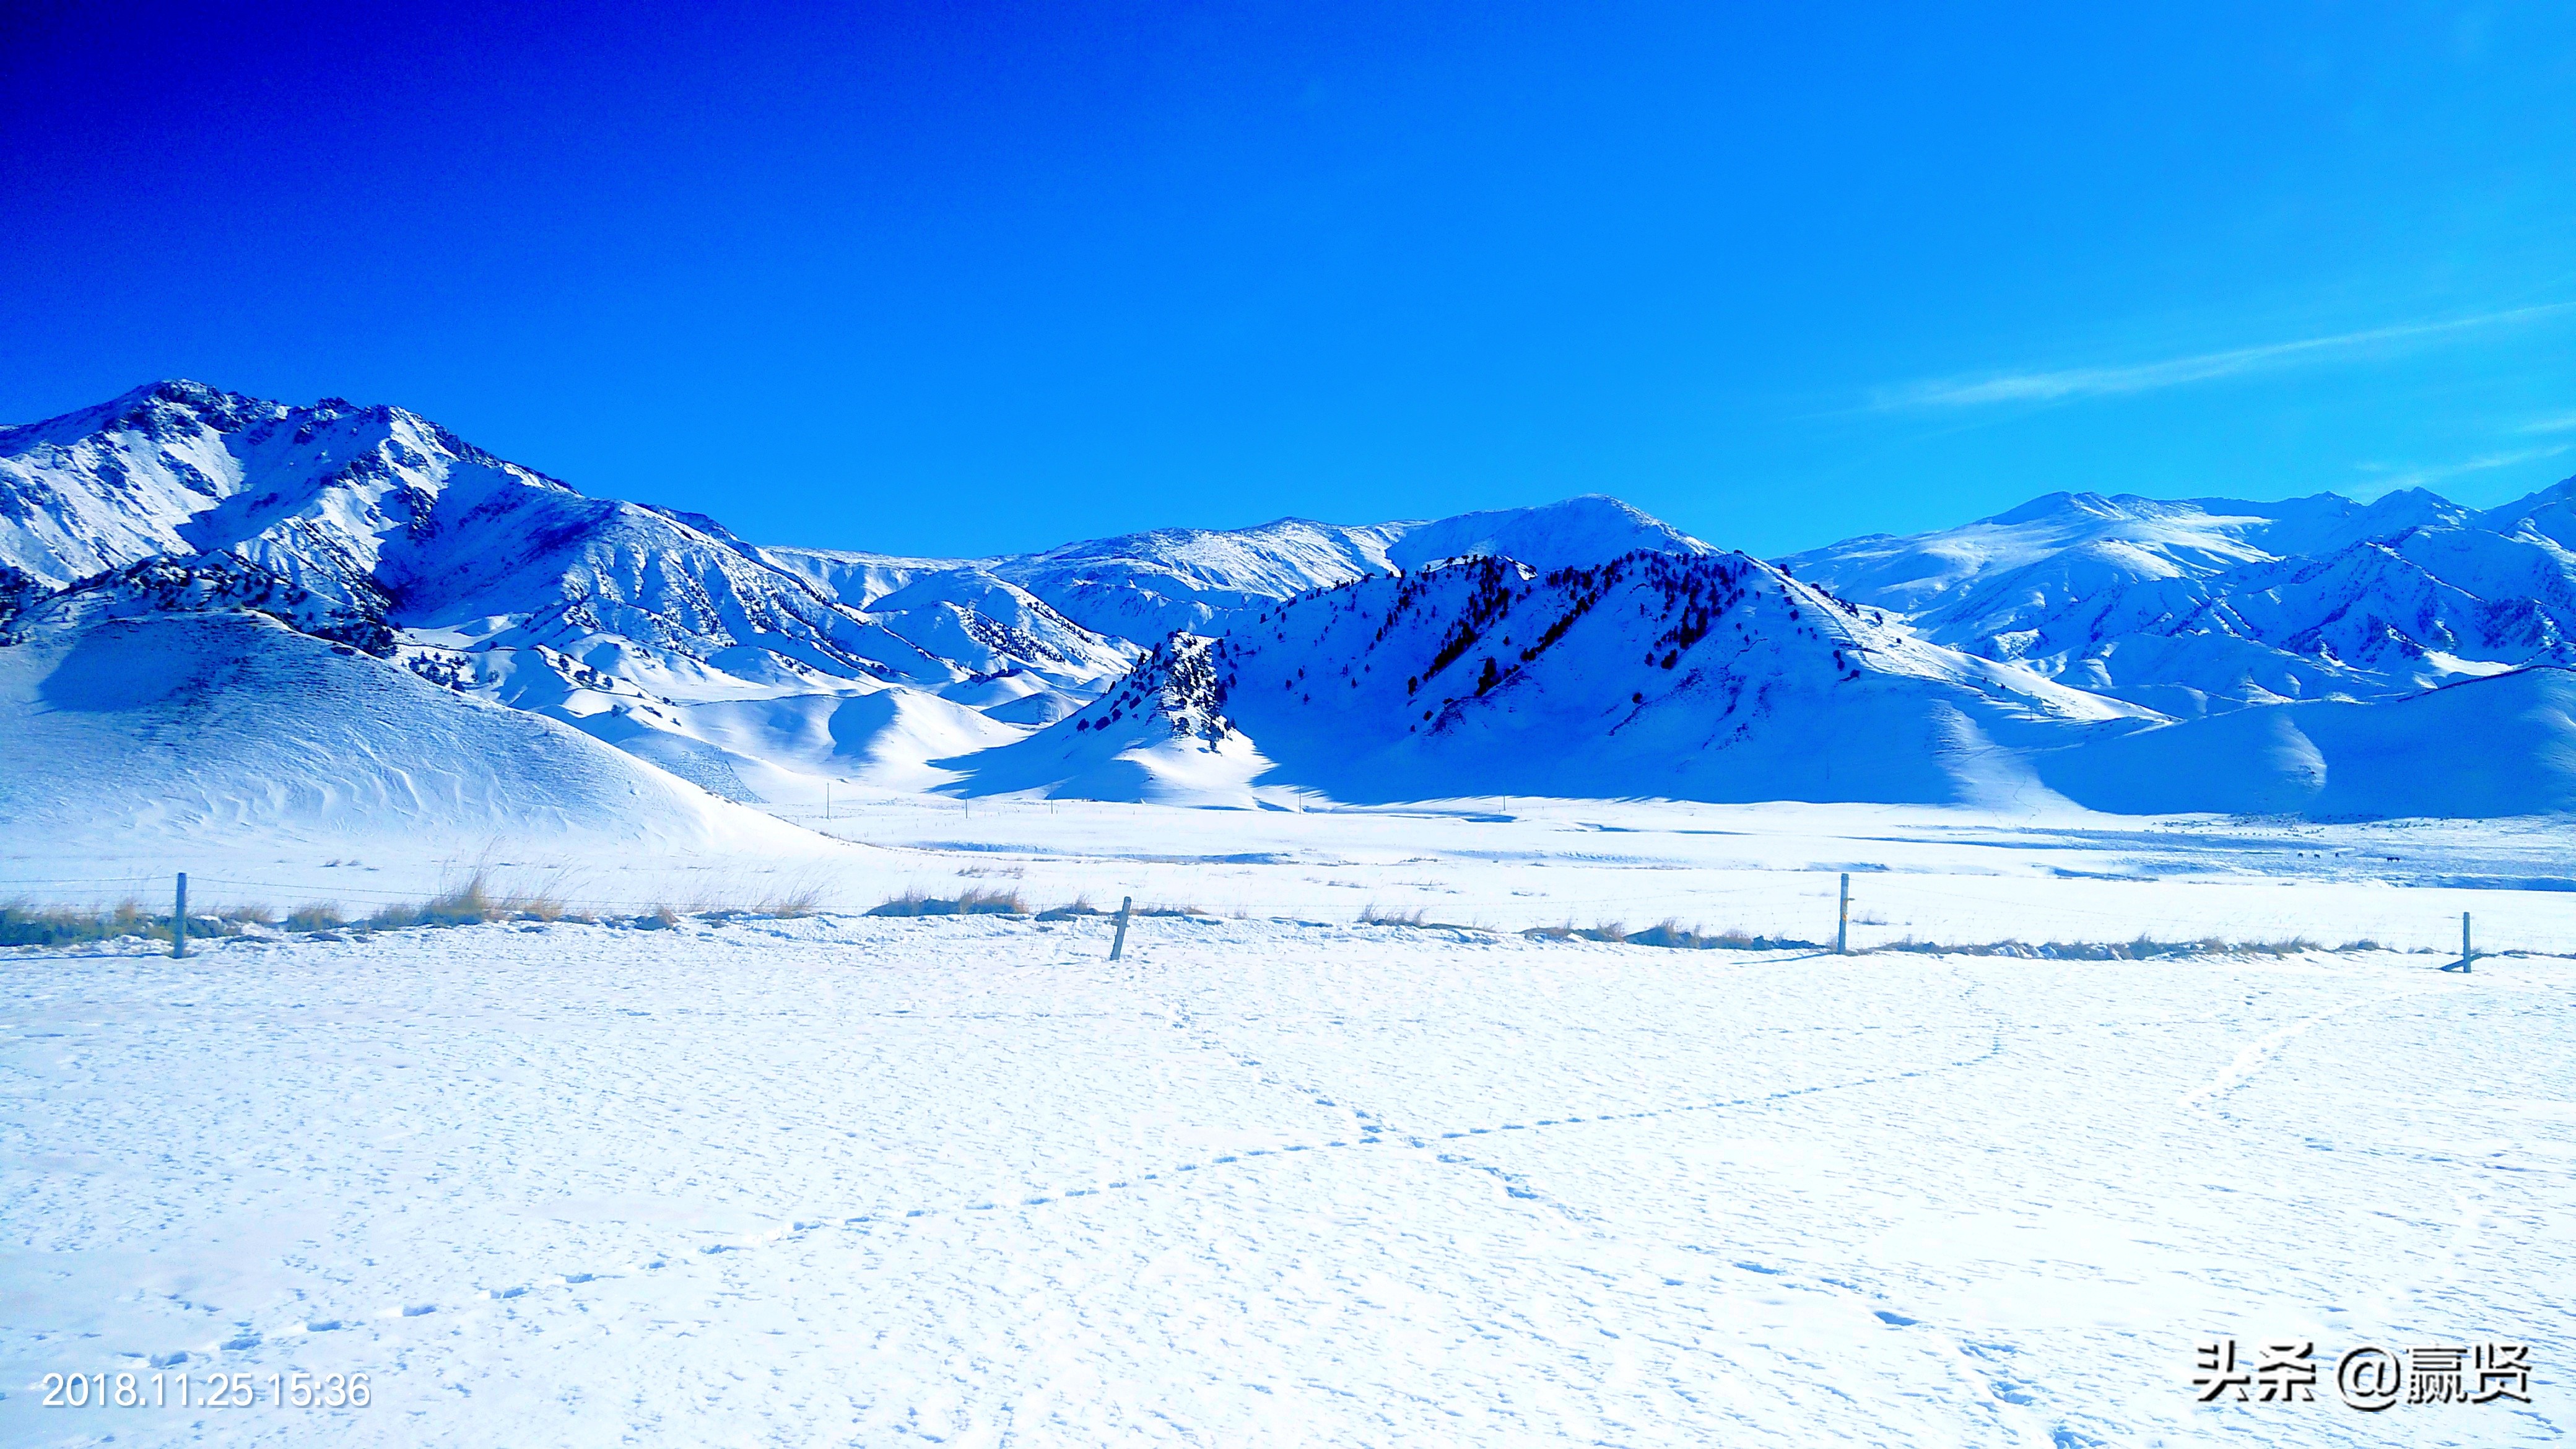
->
[7, 377, 2576, 1445]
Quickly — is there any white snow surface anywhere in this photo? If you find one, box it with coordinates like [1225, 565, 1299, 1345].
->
[3, 913, 2568, 1446]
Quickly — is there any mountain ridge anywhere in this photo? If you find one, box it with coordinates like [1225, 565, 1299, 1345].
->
[7, 378, 2575, 820]
[1781, 481, 2576, 715]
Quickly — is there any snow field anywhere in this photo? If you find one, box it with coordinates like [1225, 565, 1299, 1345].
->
[3, 914, 2569, 1445]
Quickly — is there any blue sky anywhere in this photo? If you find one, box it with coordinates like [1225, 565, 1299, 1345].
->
[4, 2, 2572, 557]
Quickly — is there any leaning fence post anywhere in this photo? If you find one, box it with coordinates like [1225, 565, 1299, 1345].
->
[1109, 895, 1133, 962]
[1835, 873, 1850, 956]
[2443, 910, 2475, 973]
[173, 872, 189, 959]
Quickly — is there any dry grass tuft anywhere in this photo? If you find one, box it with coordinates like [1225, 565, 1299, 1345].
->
[0, 899, 248, 947]
[1865, 934, 2338, 960]
[1524, 920, 1816, 951]
[759, 884, 824, 918]
[868, 887, 1029, 917]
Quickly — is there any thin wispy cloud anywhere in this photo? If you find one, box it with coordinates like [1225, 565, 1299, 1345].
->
[2517, 411, 2576, 435]
[1871, 303, 2576, 412]
[2351, 441, 2575, 496]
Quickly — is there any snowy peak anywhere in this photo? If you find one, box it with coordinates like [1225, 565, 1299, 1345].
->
[2476, 473, 2576, 550]
[1380, 494, 1710, 572]
[986, 516, 1403, 640]
[0, 377, 572, 599]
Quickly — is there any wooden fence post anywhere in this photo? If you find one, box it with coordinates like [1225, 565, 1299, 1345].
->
[1835, 873, 1850, 956]
[1110, 895, 1133, 962]
[2443, 910, 2475, 973]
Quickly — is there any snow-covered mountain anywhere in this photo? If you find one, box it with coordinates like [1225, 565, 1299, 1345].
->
[0, 381, 1128, 799]
[949, 550, 2157, 807]
[1781, 486, 2576, 715]
[765, 494, 1708, 643]
[0, 383, 1724, 814]
[9, 378, 2574, 822]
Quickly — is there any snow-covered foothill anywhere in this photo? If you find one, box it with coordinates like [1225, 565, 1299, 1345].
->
[2036, 664, 2576, 818]
[0, 608, 830, 856]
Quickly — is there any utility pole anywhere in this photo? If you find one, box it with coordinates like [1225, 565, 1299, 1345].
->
[1835, 873, 1850, 956]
